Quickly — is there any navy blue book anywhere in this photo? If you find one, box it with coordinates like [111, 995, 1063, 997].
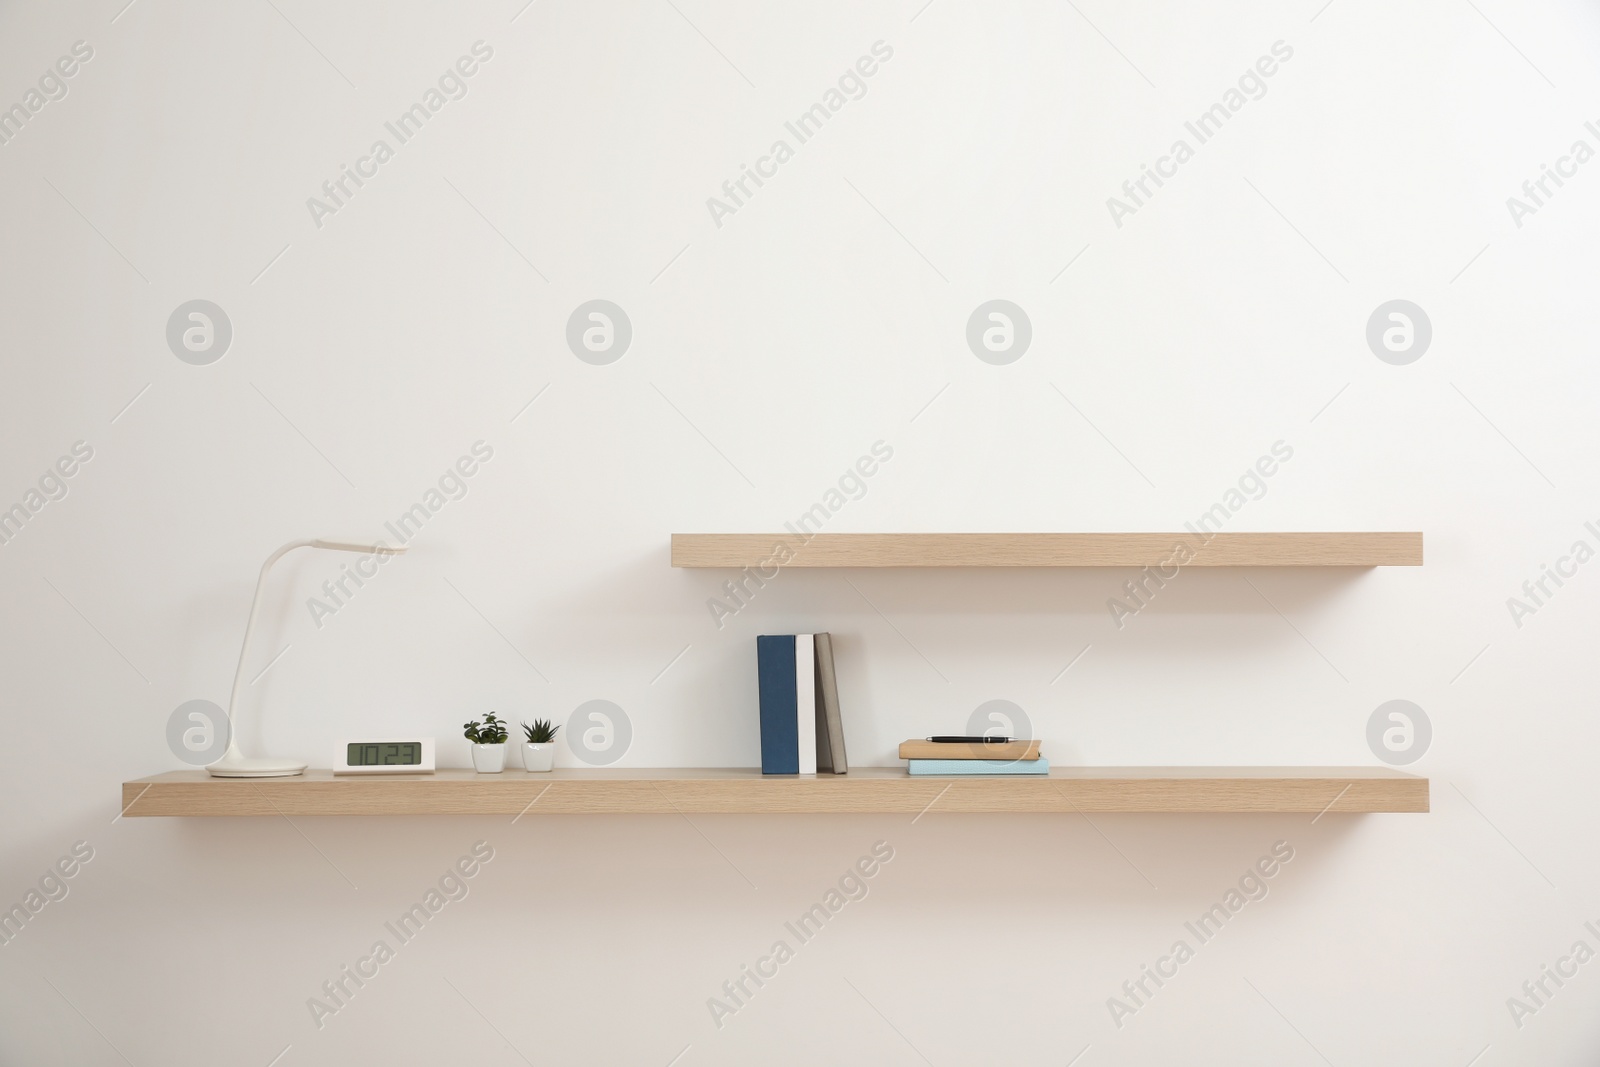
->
[756, 635, 799, 774]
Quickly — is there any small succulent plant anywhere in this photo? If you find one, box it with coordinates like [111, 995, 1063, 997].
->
[463, 712, 509, 745]
[521, 719, 560, 744]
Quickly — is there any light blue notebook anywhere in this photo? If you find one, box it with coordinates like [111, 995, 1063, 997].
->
[907, 758, 1050, 776]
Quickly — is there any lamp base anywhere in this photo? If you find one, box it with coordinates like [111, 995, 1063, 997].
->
[207, 758, 308, 778]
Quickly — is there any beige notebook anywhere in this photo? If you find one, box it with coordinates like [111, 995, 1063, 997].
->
[898, 740, 1041, 761]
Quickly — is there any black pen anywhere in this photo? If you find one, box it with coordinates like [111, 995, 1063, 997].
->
[925, 735, 1018, 744]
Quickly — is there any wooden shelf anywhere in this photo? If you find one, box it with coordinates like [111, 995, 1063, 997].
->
[120, 767, 1428, 816]
[671, 532, 1422, 568]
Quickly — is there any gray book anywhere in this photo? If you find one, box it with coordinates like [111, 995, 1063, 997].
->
[813, 632, 847, 774]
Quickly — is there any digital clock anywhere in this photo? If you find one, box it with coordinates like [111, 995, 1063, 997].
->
[333, 738, 436, 775]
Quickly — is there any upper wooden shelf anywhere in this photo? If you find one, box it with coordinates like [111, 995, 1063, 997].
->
[120, 767, 1428, 816]
[670, 532, 1423, 568]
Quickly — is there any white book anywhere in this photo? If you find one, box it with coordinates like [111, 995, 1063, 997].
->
[795, 634, 817, 774]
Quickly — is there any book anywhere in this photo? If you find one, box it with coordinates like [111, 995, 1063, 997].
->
[814, 633, 847, 774]
[796, 635, 816, 775]
[898, 739, 1040, 761]
[756, 635, 799, 774]
[757, 633, 848, 775]
[908, 758, 1051, 776]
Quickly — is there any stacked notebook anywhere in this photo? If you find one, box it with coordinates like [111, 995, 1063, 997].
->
[757, 634, 847, 774]
[898, 738, 1048, 775]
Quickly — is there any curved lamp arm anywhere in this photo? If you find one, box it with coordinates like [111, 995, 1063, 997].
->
[208, 538, 406, 777]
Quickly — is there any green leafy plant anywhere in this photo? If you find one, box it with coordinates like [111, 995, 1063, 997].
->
[463, 712, 508, 745]
[521, 719, 560, 744]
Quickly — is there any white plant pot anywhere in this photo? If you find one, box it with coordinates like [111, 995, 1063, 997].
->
[523, 743, 555, 772]
[471, 744, 507, 773]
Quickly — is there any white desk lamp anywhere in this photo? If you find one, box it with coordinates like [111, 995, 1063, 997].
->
[207, 539, 407, 778]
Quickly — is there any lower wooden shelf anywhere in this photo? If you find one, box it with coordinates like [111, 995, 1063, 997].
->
[121, 767, 1428, 816]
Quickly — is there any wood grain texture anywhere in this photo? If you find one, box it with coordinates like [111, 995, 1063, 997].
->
[670, 532, 1423, 568]
[120, 767, 1429, 816]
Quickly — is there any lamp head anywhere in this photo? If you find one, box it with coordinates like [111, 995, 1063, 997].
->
[310, 540, 408, 555]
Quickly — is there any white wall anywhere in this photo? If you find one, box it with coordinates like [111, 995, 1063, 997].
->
[2, 0, 1598, 1062]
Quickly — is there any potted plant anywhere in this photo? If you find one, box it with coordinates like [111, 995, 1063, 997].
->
[464, 713, 509, 773]
[521, 719, 560, 772]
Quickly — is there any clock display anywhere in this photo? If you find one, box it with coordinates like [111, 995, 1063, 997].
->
[333, 736, 435, 775]
[347, 742, 422, 767]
